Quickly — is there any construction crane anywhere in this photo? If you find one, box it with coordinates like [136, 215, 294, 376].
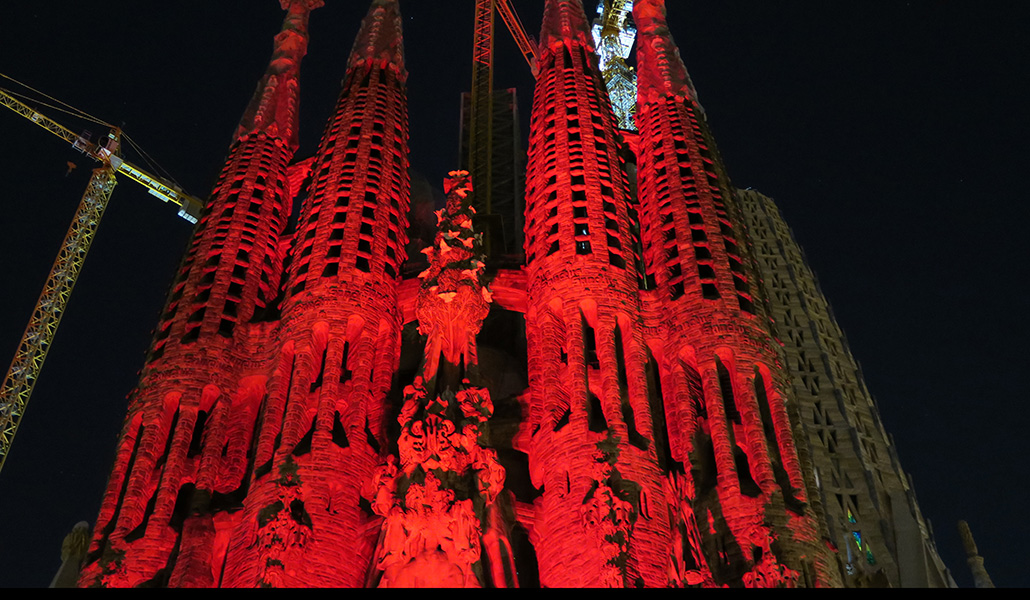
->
[0, 79, 203, 475]
[467, 0, 538, 257]
[591, 0, 637, 130]
[468, 0, 496, 226]
[496, 0, 538, 75]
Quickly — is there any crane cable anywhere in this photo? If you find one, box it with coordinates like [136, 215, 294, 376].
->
[1, 72, 184, 190]
[0, 84, 111, 129]
[122, 134, 183, 190]
[0, 72, 112, 128]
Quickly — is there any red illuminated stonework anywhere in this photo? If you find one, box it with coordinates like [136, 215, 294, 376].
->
[521, 0, 670, 588]
[215, 0, 411, 586]
[77, 1, 322, 588]
[633, 0, 840, 587]
[362, 172, 513, 588]
[79, 0, 845, 588]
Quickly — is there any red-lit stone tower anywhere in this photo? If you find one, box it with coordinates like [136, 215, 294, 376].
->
[521, 0, 671, 588]
[218, 0, 410, 587]
[632, 0, 839, 587]
[78, 1, 321, 588]
[76, 0, 414, 588]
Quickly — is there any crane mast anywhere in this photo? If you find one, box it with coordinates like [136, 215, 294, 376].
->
[0, 84, 203, 474]
[468, 0, 496, 224]
[0, 164, 117, 474]
[467, 0, 540, 258]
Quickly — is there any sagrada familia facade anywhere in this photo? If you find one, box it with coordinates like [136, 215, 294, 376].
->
[72, 0, 956, 588]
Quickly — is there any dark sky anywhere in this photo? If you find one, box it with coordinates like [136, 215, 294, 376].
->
[1, 0, 1026, 588]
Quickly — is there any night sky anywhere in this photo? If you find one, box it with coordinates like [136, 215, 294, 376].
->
[1, 0, 1027, 588]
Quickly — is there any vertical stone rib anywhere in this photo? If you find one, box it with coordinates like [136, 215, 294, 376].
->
[734, 370, 778, 492]
[196, 401, 231, 491]
[85, 414, 142, 557]
[701, 366, 740, 496]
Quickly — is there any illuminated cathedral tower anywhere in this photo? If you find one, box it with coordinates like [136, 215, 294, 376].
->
[78, 1, 321, 587]
[520, 0, 670, 587]
[630, 0, 840, 586]
[738, 188, 955, 587]
[77, 0, 863, 588]
[218, 0, 410, 587]
[76, 0, 413, 587]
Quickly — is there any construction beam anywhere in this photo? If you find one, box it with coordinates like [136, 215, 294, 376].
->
[496, 0, 538, 76]
[0, 87, 202, 223]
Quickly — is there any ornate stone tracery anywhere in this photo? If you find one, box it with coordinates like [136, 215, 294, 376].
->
[364, 172, 513, 588]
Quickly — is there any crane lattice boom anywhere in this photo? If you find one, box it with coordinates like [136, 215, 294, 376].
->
[0, 83, 203, 474]
[0, 166, 117, 473]
[0, 88, 203, 223]
[468, 0, 496, 222]
[496, 0, 538, 75]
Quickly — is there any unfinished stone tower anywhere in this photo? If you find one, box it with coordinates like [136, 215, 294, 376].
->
[75, 0, 951, 588]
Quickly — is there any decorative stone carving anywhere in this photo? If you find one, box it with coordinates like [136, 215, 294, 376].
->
[581, 465, 635, 588]
[663, 472, 717, 587]
[364, 172, 512, 588]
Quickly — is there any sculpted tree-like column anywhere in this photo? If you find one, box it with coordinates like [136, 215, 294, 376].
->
[364, 172, 514, 588]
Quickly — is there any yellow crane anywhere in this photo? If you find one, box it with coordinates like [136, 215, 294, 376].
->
[496, 0, 538, 75]
[0, 77, 203, 474]
[468, 0, 538, 256]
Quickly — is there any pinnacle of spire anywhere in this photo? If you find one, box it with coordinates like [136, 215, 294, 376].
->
[539, 0, 595, 54]
[280, 0, 324, 10]
[235, 1, 323, 151]
[958, 520, 996, 588]
[634, 0, 700, 104]
[347, 0, 406, 82]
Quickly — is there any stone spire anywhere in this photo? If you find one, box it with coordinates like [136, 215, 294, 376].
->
[634, 0, 701, 107]
[280, 0, 411, 305]
[236, 1, 323, 151]
[520, 0, 674, 588]
[217, 0, 413, 588]
[76, 4, 323, 588]
[347, 0, 406, 82]
[415, 172, 492, 389]
[958, 520, 995, 588]
[539, 0, 595, 53]
[632, 0, 842, 587]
